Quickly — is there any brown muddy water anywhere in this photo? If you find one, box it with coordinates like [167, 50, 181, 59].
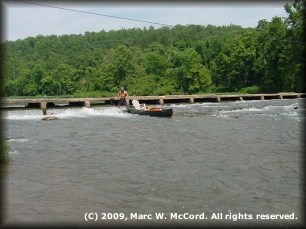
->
[1, 98, 305, 227]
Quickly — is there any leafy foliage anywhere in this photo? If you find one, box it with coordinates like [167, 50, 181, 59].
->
[0, 137, 10, 163]
[2, 1, 305, 97]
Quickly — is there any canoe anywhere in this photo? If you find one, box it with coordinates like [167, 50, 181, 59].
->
[126, 105, 173, 117]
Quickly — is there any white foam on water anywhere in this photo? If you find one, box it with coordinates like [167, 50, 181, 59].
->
[213, 99, 302, 120]
[262, 104, 301, 119]
[1, 110, 45, 120]
[280, 110, 300, 121]
[99, 107, 130, 118]
[2, 106, 131, 120]
[54, 107, 104, 119]
[9, 150, 21, 155]
[214, 113, 230, 119]
[168, 102, 230, 109]
[7, 138, 29, 143]
[263, 105, 289, 111]
[220, 107, 264, 113]
[168, 103, 192, 108]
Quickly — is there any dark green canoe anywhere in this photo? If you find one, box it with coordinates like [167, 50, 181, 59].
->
[126, 105, 173, 117]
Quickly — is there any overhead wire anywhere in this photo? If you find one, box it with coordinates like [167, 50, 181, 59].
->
[9, 0, 302, 43]
[10, 0, 174, 28]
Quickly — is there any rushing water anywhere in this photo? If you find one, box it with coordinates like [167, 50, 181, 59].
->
[1, 98, 305, 227]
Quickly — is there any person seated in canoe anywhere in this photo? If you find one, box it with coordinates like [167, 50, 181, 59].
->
[118, 87, 129, 108]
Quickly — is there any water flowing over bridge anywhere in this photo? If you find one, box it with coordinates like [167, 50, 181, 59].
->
[1, 92, 305, 115]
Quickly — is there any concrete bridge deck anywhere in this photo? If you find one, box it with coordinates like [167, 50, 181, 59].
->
[1, 92, 305, 115]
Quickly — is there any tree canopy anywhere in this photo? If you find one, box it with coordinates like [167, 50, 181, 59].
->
[1, 1, 305, 97]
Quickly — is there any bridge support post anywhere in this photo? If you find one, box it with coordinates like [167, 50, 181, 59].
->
[40, 102, 47, 115]
[279, 94, 283, 99]
[216, 97, 221, 102]
[84, 101, 90, 108]
[261, 95, 264, 100]
[189, 98, 194, 103]
[239, 97, 243, 101]
[159, 98, 164, 105]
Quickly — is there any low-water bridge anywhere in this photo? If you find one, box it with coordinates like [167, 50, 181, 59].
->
[1, 92, 305, 115]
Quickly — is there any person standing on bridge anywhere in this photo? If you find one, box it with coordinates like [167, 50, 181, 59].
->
[118, 87, 128, 108]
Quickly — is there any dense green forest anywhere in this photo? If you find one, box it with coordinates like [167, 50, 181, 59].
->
[1, 1, 305, 97]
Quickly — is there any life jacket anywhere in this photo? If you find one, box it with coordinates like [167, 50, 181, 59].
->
[119, 91, 126, 98]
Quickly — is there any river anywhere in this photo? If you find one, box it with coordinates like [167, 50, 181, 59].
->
[1, 98, 305, 227]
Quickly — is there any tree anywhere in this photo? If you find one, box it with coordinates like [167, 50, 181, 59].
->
[51, 63, 78, 95]
[5, 20, 302, 96]
[284, 0, 305, 92]
[213, 28, 270, 92]
[177, 49, 212, 94]
[256, 16, 293, 92]
[144, 52, 171, 77]
[99, 45, 135, 92]
[15, 69, 38, 96]
[40, 74, 56, 95]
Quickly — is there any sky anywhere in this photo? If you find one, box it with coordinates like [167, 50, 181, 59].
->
[2, 0, 293, 42]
